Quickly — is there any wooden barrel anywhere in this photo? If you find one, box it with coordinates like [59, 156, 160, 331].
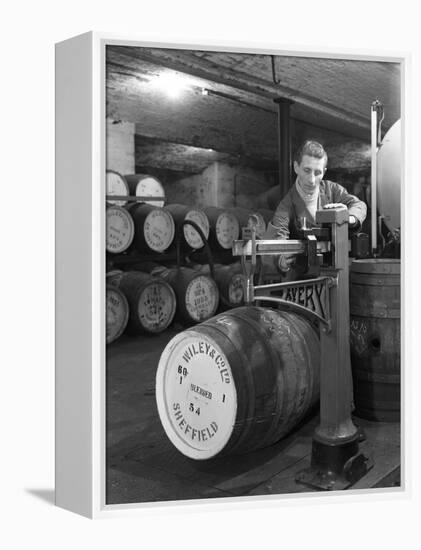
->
[153, 266, 219, 325]
[106, 285, 129, 344]
[106, 170, 129, 206]
[350, 259, 400, 421]
[108, 271, 177, 335]
[246, 211, 266, 238]
[203, 207, 240, 251]
[128, 203, 175, 253]
[164, 204, 210, 250]
[199, 263, 245, 310]
[229, 207, 251, 230]
[229, 207, 270, 239]
[106, 205, 135, 254]
[156, 306, 320, 459]
[125, 174, 166, 207]
[244, 209, 274, 238]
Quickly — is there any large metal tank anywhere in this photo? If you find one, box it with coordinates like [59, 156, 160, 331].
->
[377, 119, 401, 232]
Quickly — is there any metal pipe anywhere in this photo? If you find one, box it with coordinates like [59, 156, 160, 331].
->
[274, 98, 294, 197]
[371, 100, 383, 256]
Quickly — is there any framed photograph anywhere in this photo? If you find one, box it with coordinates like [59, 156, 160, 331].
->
[55, 32, 407, 518]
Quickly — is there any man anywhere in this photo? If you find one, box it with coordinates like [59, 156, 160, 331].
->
[266, 140, 367, 240]
[263, 140, 367, 276]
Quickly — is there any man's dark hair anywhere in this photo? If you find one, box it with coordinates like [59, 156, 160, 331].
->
[294, 140, 328, 167]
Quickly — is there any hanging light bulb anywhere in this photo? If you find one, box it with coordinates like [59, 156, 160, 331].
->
[149, 72, 203, 99]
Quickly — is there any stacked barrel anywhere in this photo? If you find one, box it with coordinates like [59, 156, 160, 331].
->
[106, 170, 276, 344]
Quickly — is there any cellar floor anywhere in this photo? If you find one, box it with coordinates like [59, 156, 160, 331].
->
[106, 328, 401, 506]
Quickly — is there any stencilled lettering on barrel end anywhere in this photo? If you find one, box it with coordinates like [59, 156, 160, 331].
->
[156, 333, 238, 458]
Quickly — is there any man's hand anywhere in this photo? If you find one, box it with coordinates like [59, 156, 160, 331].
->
[324, 203, 357, 228]
[261, 254, 295, 274]
[323, 202, 347, 210]
[348, 215, 357, 227]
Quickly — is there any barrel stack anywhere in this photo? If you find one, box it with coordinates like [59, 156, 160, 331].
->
[105, 179, 279, 344]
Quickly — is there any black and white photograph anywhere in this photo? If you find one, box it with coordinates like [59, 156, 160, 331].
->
[104, 44, 402, 505]
[5, 0, 421, 545]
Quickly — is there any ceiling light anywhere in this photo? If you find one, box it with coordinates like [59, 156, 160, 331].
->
[150, 72, 203, 99]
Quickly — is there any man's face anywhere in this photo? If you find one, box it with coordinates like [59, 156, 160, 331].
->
[294, 155, 326, 194]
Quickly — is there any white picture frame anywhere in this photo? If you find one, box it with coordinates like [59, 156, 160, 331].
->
[55, 31, 410, 519]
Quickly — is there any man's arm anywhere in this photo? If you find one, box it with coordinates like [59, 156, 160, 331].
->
[265, 193, 293, 239]
[328, 181, 367, 230]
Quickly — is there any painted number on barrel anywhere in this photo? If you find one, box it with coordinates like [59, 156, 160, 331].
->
[189, 403, 201, 415]
[178, 365, 188, 384]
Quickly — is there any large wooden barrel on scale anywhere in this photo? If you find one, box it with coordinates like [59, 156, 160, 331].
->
[350, 259, 401, 421]
[156, 306, 320, 460]
[164, 204, 210, 250]
[125, 174, 166, 207]
[106, 284, 129, 344]
[152, 266, 219, 326]
[106, 205, 135, 254]
[108, 271, 177, 335]
[128, 203, 175, 254]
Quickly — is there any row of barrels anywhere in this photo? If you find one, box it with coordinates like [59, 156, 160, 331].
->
[107, 171, 167, 208]
[106, 263, 246, 344]
[106, 171, 273, 255]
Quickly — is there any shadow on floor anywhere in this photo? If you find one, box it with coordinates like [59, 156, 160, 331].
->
[25, 488, 55, 505]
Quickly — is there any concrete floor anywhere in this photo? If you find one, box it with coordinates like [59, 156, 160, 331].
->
[106, 328, 401, 505]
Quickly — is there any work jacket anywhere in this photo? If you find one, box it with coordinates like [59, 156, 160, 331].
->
[266, 180, 367, 239]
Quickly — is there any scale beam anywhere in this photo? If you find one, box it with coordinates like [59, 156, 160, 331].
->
[232, 238, 330, 256]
